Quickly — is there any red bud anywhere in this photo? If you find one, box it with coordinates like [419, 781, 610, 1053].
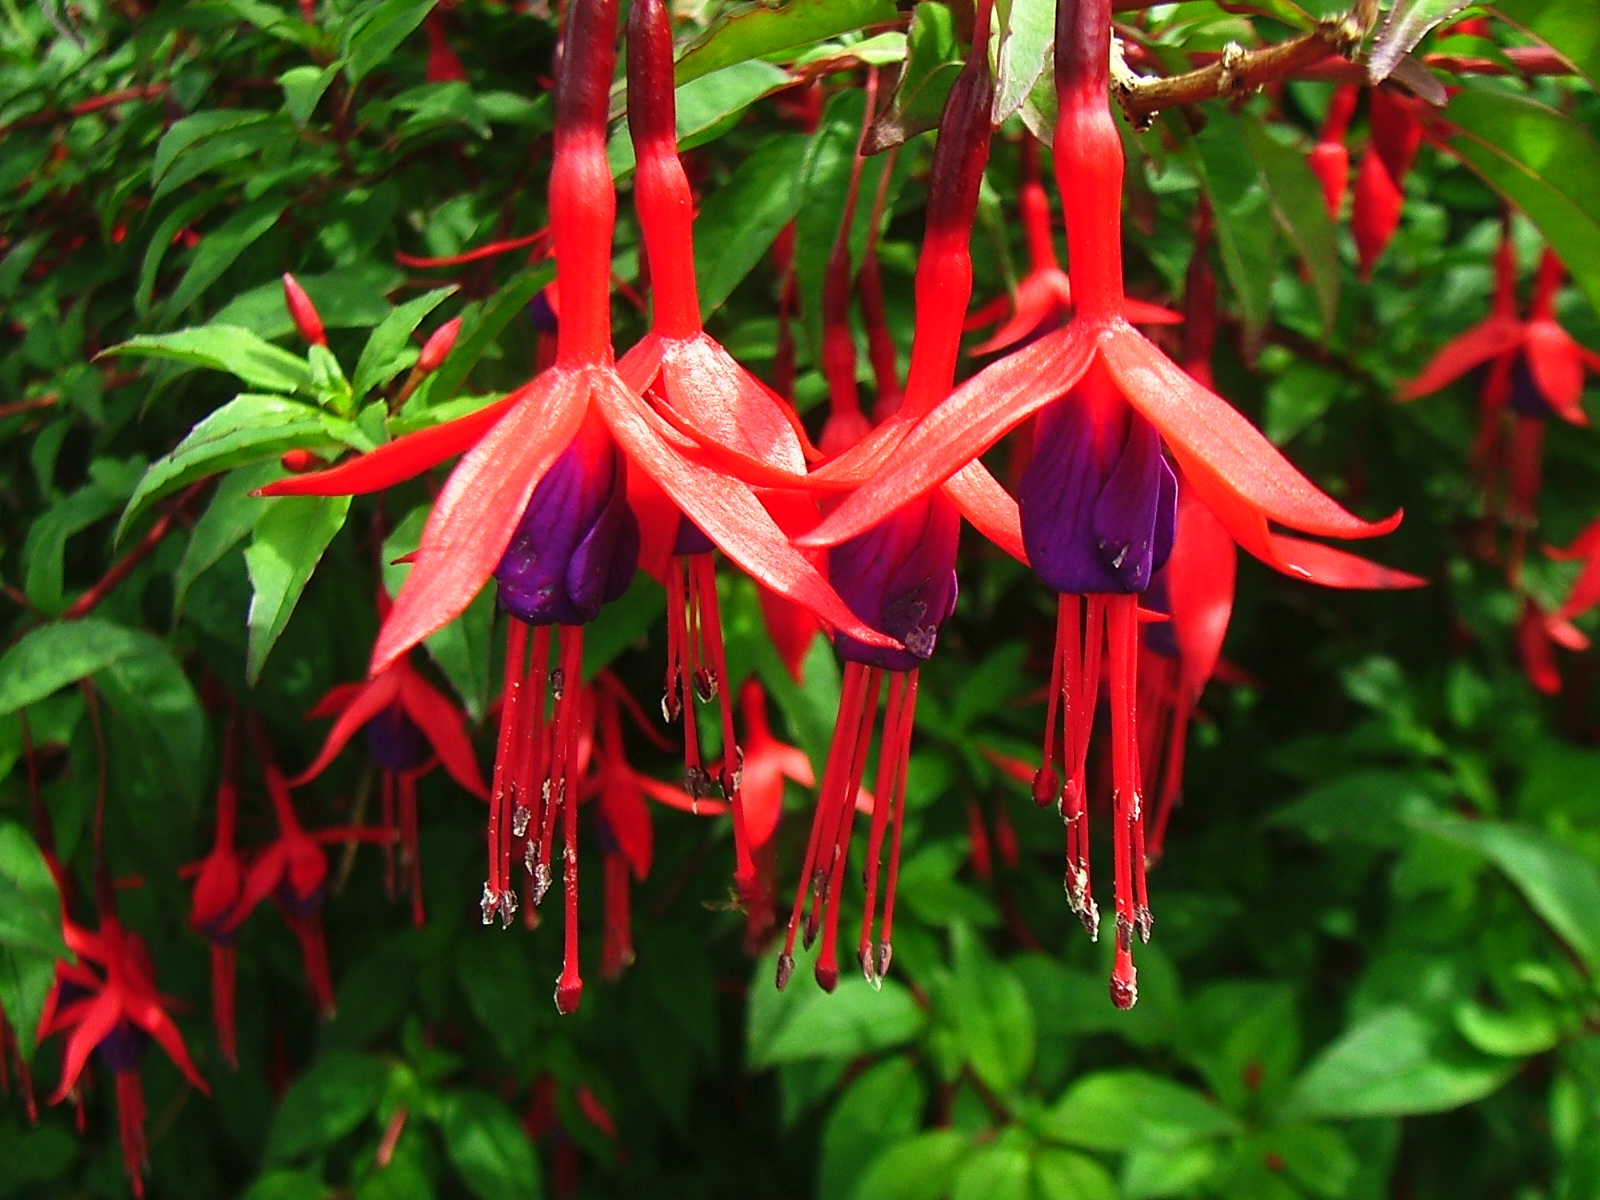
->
[417, 317, 461, 373]
[282, 273, 327, 346]
[280, 448, 319, 473]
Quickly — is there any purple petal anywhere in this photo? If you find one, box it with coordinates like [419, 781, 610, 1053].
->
[494, 429, 640, 626]
[830, 494, 961, 671]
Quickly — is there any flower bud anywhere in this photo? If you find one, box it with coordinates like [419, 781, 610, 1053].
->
[282, 274, 327, 347]
[417, 317, 461, 373]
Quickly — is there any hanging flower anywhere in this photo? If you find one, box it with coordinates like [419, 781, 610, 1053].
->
[291, 587, 489, 926]
[38, 902, 209, 1198]
[799, 0, 1409, 1006]
[262, 0, 893, 1011]
[778, 11, 996, 991]
[186, 715, 245, 1067]
[1402, 237, 1598, 568]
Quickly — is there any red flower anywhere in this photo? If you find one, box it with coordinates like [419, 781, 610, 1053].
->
[186, 716, 245, 1067]
[39, 905, 209, 1197]
[262, 0, 891, 980]
[799, 0, 1406, 1006]
[776, 17, 997, 992]
[1403, 237, 1598, 551]
[221, 722, 384, 1017]
[292, 588, 489, 926]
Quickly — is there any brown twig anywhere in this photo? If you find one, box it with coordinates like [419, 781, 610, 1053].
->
[1113, 6, 1373, 126]
[60, 480, 206, 621]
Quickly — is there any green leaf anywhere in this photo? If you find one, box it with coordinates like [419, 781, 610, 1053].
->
[440, 1091, 542, 1200]
[0, 948, 58, 1065]
[1189, 110, 1276, 358]
[819, 1059, 926, 1199]
[0, 824, 67, 960]
[694, 133, 807, 317]
[746, 946, 926, 1069]
[1246, 121, 1339, 340]
[1416, 814, 1600, 972]
[151, 110, 278, 197]
[95, 639, 207, 810]
[1453, 997, 1561, 1057]
[1039, 1071, 1242, 1152]
[352, 286, 457, 402]
[1491, 0, 1600, 89]
[675, 0, 901, 86]
[119, 393, 356, 538]
[0, 619, 167, 715]
[1258, 1126, 1358, 1200]
[430, 265, 556, 403]
[165, 196, 286, 317]
[174, 462, 285, 614]
[456, 935, 539, 1064]
[1034, 1149, 1120, 1200]
[1444, 89, 1600, 319]
[870, 2, 962, 150]
[242, 1170, 332, 1200]
[280, 63, 342, 126]
[1283, 1007, 1513, 1120]
[23, 460, 140, 612]
[949, 922, 1036, 1095]
[136, 190, 227, 318]
[245, 495, 351, 684]
[851, 1130, 971, 1200]
[611, 62, 793, 175]
[103, 325, 313, 395]
[951, 1131, 1035, 1200]
[265, 1052, 391, 1162]
[1369, 0, 1471, 81]
[345, 0, 438, 84]
[213, 264, 407, 340]
[994, 0, 1054, 124]
[0, 822, 70, 1059]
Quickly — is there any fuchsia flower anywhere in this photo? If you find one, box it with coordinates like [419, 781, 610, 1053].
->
[217, 720, 385, 1017]
[799, 0, 1408, 1006]
[292, 587, 490, 926]
[1403, 235, 1597, 564]
[1308, 84, 1359, 218]
[39, 898, 209, 1197]
[187, 716, 245, 1066]
[775, 4, 1001, 992]
[264, 0, 890, 1011]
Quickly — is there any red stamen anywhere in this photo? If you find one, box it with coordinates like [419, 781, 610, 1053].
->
[400, 773, 423, 927]
[602, 852, 634, 979]
[485, 622, 528, 925]
[554, 627, 586, 1014]
[814, 664, 881, 991]
[211, 944, 237, 1069]
[777, 664, 870, 988]
[115, 1070, 148, 1197]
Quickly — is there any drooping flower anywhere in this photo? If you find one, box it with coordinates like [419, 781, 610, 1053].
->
[38, 898, 209, 1197]
[186, 714, 245, 1067]
[778, 11, 996, 992]
[1308, 84, 1359, 218]
[799, 0, 1408, 1006]
[291, 587, 489, 926]
[262, 0, 892, 1011]
[221, 720, 385, 1016]
[1402, 236, 1598, 566]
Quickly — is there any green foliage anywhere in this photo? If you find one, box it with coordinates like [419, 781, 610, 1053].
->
[2, 0, 1600, 1198]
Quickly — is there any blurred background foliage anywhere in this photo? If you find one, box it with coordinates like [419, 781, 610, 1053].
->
[2, 0, 1600, 1197]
